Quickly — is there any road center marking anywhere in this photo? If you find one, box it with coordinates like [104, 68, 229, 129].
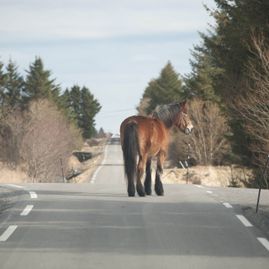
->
[223, 202, 233, 208]
[21, 205, 34, 216]
[194, 185, 204, 189]
[0, 225, 18, 242]
[236, 215, 253, 227]
[29, 191, 37, 199]
[257, 237, 269, 252]
[206, 190, 213, 194]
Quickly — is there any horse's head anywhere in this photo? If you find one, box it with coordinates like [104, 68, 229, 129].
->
[175, 101, 193, 135]
[152, 101, 193, 133]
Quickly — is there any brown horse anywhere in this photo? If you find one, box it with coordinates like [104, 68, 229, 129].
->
[120, 101, 193, 197]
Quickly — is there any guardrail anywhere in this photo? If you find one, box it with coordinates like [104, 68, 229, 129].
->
[73, 152, 92, 162]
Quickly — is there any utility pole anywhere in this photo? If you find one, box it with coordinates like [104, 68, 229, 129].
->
[185, 143, 191, 184]
[60, 158, 65, 183]
[256, 154, 269, 213]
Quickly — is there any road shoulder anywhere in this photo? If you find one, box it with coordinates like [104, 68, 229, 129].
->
[0, 185, 26, 215]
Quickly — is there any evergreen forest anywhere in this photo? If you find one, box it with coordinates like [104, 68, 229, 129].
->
[137, 0, 269, 187]
[0, 57, 101, 181]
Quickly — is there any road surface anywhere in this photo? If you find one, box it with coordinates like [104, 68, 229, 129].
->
[0, 143, 269, 268]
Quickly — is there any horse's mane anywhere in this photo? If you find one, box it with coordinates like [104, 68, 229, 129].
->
[152, 103, 181, 128]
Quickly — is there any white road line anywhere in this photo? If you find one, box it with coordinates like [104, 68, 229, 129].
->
[223, 202, 233, 208]
[206, 190, 213, 194]
[91, 145, 108, 184]
[7, 184, 24, 189]
[194, 185, 204, 189]
[236, 215, 253, 227]
[20, 205, 34, 216]
[0, 225, 17, 242]
[29, 191, 37, 199]
[257, 237, 269, 252]
[91, 166, 102, 184]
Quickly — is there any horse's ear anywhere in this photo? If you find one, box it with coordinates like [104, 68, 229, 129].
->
[180, 100, 187, 113]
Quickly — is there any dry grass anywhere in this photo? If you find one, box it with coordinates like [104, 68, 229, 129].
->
[1, 139, 254, 187]
[66, 139, 107, 183]
[162, 165, 253, 187]
[0, 163, 28, 183]
[0, 139, 107, 184]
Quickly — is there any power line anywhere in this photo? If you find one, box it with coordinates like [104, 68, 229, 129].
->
[101, 108, 136, 113]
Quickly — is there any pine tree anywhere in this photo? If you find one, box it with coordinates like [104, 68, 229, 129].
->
[23, 57, 60, 103]
[59, 89, 75, 121]
[0, 61, 6, 109]
[184, 46, 222, 102]
[97, 127, 106, 138]
[80, 87, 101, 138]
[60, 85, 101, 139]
[4, 60, 24, 107]
[196, 0, 269, 164]
[143, 61, 184, 113]
[69, 85, 82, 124]
[202, 0, 269, 100]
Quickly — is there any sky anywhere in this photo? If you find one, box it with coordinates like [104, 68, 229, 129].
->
[0, 0, 216, 134]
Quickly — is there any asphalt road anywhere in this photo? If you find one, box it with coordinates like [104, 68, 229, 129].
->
[0, 143, 269, 268]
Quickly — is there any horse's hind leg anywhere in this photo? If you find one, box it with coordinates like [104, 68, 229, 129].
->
[144, 159, 152, 195]
[155, 151, 165, 196]
[136, 156, 146, 197]
[127, 180, 135, 197]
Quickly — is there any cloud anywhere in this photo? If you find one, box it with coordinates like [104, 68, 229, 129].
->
[0, 0, 215, 41]
[0, 0, 216, 133]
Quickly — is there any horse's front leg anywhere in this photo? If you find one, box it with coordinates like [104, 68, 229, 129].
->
[144, 158, 152, 195]
[155, 151, 166, 196]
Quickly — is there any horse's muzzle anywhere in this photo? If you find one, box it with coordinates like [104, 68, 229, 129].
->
[185, 127, 193, 135]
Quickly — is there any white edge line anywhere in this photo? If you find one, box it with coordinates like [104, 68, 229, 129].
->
[29, 191, 38, 199]
[236, 214, 253, 227]
[91, 144, 108, 184]
[20, 205, 34, 216]
[223, 202, 233, 208]
[257, 237, 269, 252]
[6, 184, 24, 189]
[0, 225, 18, 242]
[91, 166, 102, 184]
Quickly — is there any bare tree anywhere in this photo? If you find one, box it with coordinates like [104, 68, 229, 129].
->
[169, 99, 230, 166]
[0, 107, 26, 167]
[20, 99, 82, 182]
[235, 31, 269, 169]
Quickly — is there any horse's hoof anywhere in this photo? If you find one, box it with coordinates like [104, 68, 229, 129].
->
[137, 185, 146, 197]
[137, 189, 146, 197]
[145, 189, 152, 195]
[128, 186, 135, 197]
[155, 187, 164, 196]
[145, 184, 152, 195]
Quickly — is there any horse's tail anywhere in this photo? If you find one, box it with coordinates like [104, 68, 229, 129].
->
[122, 122, 139, 196]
